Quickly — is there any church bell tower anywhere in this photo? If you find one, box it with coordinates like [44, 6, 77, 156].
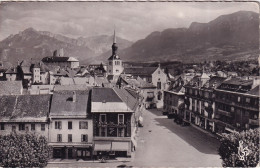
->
[107, 29, 123, 76]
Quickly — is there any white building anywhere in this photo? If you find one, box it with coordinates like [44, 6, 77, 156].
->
[49, 90, 93, 159]
[0, 95, 51, 139]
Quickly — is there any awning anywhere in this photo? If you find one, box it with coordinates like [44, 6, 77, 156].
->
[49, 142, 92, 147]
[111, 142, 129, 151]
[94, 141, 111, 151]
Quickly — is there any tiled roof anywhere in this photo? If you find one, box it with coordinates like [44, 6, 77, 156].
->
[184, 75, 202, 87]
[123, 67, 157, 76]
[124, 87, 139, 99]
[42, 56, 78, 62]
[42, 56, 69, 62]
[94, 76, 109, 86]
[50, 90, 90, 117]
[92, 87, 122, 102]
[60, 77, 91, 85]
[247, 85, 259, 96]
[0, 94, 51, 121]
[0, 81, 22, 95]
[113, 87, 139, 111]
[5, 67, 17, 74]
[203, 76, 226, 89]
[222, 78, 253, 86]
[54, 85, 90, 91]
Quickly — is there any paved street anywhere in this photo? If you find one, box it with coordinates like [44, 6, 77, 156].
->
[132, 108, 221, 167]
[47, 108, 222, 167]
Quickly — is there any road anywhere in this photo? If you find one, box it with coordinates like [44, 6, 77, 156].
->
[47, 108, 222, 167]
[132, 108, 221, 167]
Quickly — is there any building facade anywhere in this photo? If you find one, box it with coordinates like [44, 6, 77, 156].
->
[91, 88, 138, 158]
[214, 78, 259, 134]
[49, 90, 93, 159]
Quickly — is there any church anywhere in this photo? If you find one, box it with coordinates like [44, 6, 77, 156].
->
[106, 30, 124, 83]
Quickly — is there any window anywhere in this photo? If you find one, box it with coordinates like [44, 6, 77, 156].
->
[19, 124, 25, 131]
[238, 96, 241, 102]
[100, 114, 106, 123]
[41, 124, 45, 131]
[31, 124, 35, 131]
[118, 114, 124, 124]
[12, 126, 16, 132]
[101, 127, 106, 137]
[246, 98, 250, 103]
[118, 128, 124, 137]
[81, 134, 88, 142]
[158, 91, 162, 100]
[157, 82, 161, 89]
[57, 134, 62, 142]
[79, 121, 88, 129]
[68, 121, 72, 129]
[55, 121, 62, 129]
[68, 134, 72, 142]
[0, 123, 4, 130]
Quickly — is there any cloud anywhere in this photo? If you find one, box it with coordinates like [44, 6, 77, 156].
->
[0, 2, 258, 41]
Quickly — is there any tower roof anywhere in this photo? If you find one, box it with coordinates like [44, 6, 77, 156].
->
[113, 29, 116, 44]
[108, 29, 120, 60]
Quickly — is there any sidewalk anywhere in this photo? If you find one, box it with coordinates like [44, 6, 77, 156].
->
[48, 157, 132, 164]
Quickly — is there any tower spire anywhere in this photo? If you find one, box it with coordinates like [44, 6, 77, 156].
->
[113, 28, 116, 44]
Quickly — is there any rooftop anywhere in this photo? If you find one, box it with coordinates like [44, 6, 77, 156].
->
[123, 67, 157, 76]
[42, 56, 79, 63]
[0, 81, 22, 95]
[113, 87, 139, 111]
[50, 90, 90, 118]
[0, 94, 51, 122]
[92, 87, 122, 102]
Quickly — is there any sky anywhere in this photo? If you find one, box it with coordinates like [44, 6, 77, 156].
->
[0, 1, 258, 42]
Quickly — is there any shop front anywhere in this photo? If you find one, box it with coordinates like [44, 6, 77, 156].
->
[50, 143, 92, 159]
[93, 140, 131, 158]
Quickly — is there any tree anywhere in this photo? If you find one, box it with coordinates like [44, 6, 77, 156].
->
[218, 128, 259, 167]
[0, 132, 52, 167]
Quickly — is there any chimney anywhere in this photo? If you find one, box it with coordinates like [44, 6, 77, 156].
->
[53, 50, 58, 57]
[73, 91, 76, 102]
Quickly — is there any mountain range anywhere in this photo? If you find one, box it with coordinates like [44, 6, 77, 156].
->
[0, 28, 132, 65]
[113, 11, 259, 63]
[0, 10, 258, 66]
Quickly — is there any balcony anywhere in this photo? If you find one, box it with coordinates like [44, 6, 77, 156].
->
[249, 118, 259, 126]
[217, 109, 232, 117]
[216, 99, 258, 111]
